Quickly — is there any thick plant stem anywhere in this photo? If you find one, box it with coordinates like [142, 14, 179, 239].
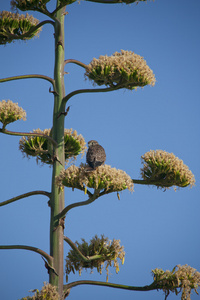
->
[49, 2, 66, 297]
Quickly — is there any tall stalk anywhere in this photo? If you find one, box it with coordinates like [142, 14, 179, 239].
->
[49, 1, 66, 296]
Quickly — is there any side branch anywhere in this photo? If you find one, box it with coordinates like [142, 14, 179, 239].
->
[0, 190, 51, 207]
[24, 20, 55, 36]
[63, 87, 118, 104]
[0, 245, 53, 265]
[0, 128, 57, 147]
[132, 179, 175, 188]
[64, 59, 87, 69]
[132, 179, 153, 185]
[64, 280, 156, 293]
[58, 191, 99, 220]
[0, 74, 56, 91]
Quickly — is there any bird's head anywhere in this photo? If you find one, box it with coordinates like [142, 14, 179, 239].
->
[88, 140, 99, 147]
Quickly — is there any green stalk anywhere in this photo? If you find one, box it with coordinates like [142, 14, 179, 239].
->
[0, 190, 50, 207]
[64, 280, 157, 293]
[49, 2, 66, 297]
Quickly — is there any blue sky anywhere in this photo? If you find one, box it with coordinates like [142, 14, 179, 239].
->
[0, 0, 200, 299]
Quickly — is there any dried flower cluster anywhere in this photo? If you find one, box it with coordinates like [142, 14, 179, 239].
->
[20, 282, 62, 300]
[56, 163, 134, 192]
[0, 99, 26, 128]
[141, 150, 195, 189]
[85, 50, 155, 90]
[152, 265, 200, 300]
[19, 128, 86, 165]
[66, 235, 125, 282]
[0, 11, 41, 45]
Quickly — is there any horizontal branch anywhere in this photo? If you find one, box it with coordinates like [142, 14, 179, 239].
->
[64, 280, 157, 293]
[64, 59, 87, 69]
[0, 128, 57, 147]
[0, 190, 51, 207]
[132, 178, 175, 188]
[0, 245, 52, 265]
[63, 86, 118, 104]
[0, 74, 56, 91]
[132, 179, 152, 185]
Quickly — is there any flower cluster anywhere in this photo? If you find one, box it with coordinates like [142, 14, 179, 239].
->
[85, 50, 155, 90]
[0, 11, 41, 45]
[141, 150, 195, 189]
[11, 0, 76, 11]
[66, 235, 125, 281]
[20, 282, 62, 300]
[152, 265, 200, 300]
[0, 100, 26, 128]
[11, 0, 50, 12]
[19, 128, 86, 165]
[56, 163, 134, 192]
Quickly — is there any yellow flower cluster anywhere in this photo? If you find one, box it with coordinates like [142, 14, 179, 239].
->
[56, 163, 134, 192]
[85, 50, 155, 90]
[66, 235, 125, 282]
[19, 128, 87, 165]
[0, 11, 41, 45]
[152, 265, 200, 300]
[141, 150, 195, 189]
[0, 100, 26, 128]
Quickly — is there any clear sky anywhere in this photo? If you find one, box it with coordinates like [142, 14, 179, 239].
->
[0, 0, 200, 299]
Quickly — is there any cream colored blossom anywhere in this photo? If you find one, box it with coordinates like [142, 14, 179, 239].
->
[141, 150, 195, 189]
[56, 163, 134, 192]
[0, 100, 26, 127]
[152, 265, 200, 300]
[85, 50, 155, 90]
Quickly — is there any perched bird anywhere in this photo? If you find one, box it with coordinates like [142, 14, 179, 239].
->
[86, 140, 106, 170]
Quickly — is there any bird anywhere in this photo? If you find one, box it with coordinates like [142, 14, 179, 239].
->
[86, 140, 106, 170]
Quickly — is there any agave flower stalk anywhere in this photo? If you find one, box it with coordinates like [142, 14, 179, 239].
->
[48, 1, 66, 295]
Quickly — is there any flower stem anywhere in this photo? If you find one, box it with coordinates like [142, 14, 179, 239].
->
[64, 280, 157, 293]
[0, 128, 57, 147]
[0, 190, 50, 207]
[58, 193, 97, 219]
[64, 59, 88, 69]
[0, 245, 53, 265]
[0, 74, 56, 91]
[63, 86, 118, 104]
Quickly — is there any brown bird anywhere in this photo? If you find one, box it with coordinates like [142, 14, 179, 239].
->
[86, 140, 106, 170]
